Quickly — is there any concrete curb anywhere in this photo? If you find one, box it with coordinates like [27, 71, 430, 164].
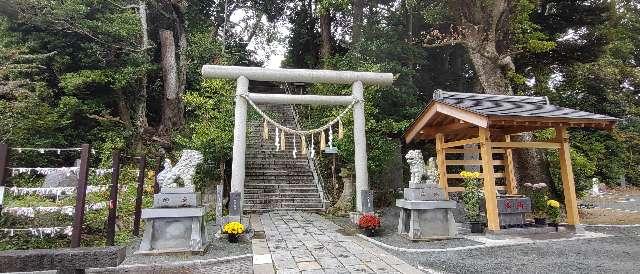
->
[250, 214, 275, 274]
[87, 254, 253, 272]
[356, 230, 611, 253]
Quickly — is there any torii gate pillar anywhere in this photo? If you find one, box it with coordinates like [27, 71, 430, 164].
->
[351, 81, 369, 212]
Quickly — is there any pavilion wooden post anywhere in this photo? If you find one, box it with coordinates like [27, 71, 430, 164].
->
[556, 127, 580, 225]
[503, 135, 517, 194]
[435, 134, 448, 198]
[479, 128, 500, 231]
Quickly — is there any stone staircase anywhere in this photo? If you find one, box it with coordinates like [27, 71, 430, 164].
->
[244, 92, 325, 213]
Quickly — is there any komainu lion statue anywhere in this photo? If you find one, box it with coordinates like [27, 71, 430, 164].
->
[405, 150, 426, 185]
[157, 150, 204, 189]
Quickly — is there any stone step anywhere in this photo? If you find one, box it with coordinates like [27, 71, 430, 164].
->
[246, 178, 314, 183]
[245, 170, 313, 176]
[243, 208, 324, 213]
[245, 182, 316, 187]
[243, 203, 325, 210]
[245, 197, 323, 203]
[244, 187, 319, 194]
[244, 193, 320, 199]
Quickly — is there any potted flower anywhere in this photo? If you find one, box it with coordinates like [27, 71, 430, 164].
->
[223, 221, 245, 243]
[357, 214, 381, 237]
[523, 183, 549, 225]
[461, 171, 484, 233]
[546, 199, 561, 231]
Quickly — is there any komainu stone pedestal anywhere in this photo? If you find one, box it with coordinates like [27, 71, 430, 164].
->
[137, 188, 207, 254]
[396, 185, 457, 240]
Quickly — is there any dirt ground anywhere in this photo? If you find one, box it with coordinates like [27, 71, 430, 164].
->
[579, 186, 640, 225]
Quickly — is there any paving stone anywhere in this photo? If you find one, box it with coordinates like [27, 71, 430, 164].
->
[260, 211, 420, 274]
[345, 264, 374, 273]
[297, 261, 322, 271]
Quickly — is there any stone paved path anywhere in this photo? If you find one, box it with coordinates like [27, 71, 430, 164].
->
[260, 211, 424, 273]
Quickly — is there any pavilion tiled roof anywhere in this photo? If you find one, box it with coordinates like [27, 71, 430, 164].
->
[432, 90, 618, 121]
[403, 90, 619, 143]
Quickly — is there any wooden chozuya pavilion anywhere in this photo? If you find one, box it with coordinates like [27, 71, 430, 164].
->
[403, 90, 618, 231]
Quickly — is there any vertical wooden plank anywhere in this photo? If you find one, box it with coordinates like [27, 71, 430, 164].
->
[153, 155, 162, 194]
[504, 135, 518, 194]
[435, 134, 449, 199]
[106, 151, 121, 246]
[556, 127, 580, 225]
[71, 144, 91, 248]
[479, 128, 500, 231]
[0, 143, 8, 187]
[133, 156, 147, 236]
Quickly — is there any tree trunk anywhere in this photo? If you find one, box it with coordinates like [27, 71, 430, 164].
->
[467, 48, 512, 95]
[352, 0, 363, 45]
[159, 29, 183, 137]
[319, 11, 333, 61]
[451, 0, 551, 190]
[135, 1, 149, 134]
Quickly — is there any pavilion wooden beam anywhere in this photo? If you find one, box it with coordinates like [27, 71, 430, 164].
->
[489, 142, 561, 149]
[445, 148, 505, 154]
[503, 135, 518, 195]
[447, 186, 507, 192]
[447, 173, 505, 179]
[435, 133, 449, 199]
[418, 121, 473, 140]
[479, 127, 500, 231]
[404, 103, 438, 143]
[442, 137, 481, 148]
[436, 103, 488, 128]
[556, 127, 580, 225]
[445, 160, 505, 166]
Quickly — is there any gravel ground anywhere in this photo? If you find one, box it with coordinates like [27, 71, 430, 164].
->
[118, 222, 252, 265]
[330, 207, 483, 249]
[390, 226, 640, 273]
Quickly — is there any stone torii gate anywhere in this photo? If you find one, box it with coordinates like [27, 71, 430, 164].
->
[201, 65, 394, 216]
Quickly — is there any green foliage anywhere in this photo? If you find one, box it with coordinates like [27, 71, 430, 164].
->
[176, 79, 235, 189]
[0, 168, 154, 250]
[461, 174, 483, 222]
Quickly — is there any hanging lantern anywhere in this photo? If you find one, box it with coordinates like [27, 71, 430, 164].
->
[320, 130, 326, 150]
[328, 125, 334, 148]
[263, 119, 269, 140]
[275, 127, 280, 150]
[310, 134, 316, 158]
[292, 135, 297, 158]
[301, 135, 307, 154]
[338, 118, 344, 139]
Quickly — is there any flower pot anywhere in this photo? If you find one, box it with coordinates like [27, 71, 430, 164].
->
[363, 229, 376, 237]
[469, 222, 485, 233]
[534, 217, 547, 226]
[228, 234, 240, 243]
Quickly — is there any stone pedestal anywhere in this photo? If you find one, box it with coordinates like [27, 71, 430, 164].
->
[497, 196, 531, 228]
[137, 188, 208, 254]
[396, 185, 457, 240]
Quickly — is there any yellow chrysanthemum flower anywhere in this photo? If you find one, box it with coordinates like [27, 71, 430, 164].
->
[223, 222, 245, 235]
[547, 200, 560, 208]
[460, 171, 481, 179]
